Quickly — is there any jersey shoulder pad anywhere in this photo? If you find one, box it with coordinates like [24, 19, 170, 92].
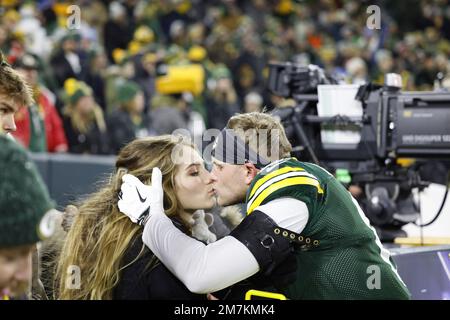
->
[246, 158, 323, 214]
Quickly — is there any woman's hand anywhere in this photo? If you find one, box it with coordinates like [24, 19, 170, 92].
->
[118, 168, 164, 225]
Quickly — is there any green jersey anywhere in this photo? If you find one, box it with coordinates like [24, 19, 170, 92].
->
[245, 158, 411, 300]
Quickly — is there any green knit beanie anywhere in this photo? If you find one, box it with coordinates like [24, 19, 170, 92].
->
[116, 80, 141, 104]
[69, 88, 89, 105]
[0, 136, 54, 247]
[69, 85, 93, 105]
[212, 64, 231, 80]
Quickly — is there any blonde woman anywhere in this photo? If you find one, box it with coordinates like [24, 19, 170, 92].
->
[55, 135, 217, 299]
[62, 78, 110, 154]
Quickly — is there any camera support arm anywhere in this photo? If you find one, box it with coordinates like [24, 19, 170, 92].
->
[291, 101, 321, 165]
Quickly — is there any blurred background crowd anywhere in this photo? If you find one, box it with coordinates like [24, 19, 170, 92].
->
[1, 0, 450, 156]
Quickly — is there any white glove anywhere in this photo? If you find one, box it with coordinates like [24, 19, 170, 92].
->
[118, 168, 164, 225]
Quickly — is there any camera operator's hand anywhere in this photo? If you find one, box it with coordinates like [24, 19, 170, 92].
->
[118, 168, 164, 225]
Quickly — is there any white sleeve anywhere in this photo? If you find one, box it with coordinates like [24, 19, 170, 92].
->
[142, 211, 260, 293]
[142, 197, 309, 293]
[253, 197, 309, 234]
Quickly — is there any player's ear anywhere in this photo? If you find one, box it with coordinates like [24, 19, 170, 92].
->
[244, 162, 258, 184]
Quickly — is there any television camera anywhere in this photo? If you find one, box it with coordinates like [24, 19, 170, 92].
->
[268, 62, 450, 241]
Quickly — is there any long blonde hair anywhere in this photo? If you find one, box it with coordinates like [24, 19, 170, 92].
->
[64, 101, 107, 134]
[55, 135, 194, 300]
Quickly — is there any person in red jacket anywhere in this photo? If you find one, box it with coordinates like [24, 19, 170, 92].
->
[12, 53, 68, 153]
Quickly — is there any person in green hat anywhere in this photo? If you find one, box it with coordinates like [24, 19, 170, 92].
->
[50, 31, 83, 88]
[205, 64, 240, 130]
[62, 78, 110, 154]
[83, 46, 108, 111]
[0, 135, 56, 300]
[107, 79, 152, 153]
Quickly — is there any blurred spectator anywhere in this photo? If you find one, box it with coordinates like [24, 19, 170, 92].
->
[416, 52, 439, 89]
[187, 45, 212, 125]
[174, 92, 206, 149]
[12, 53, 68, 153]
[50, 31, 85, 89]
[205, 64, 240, 130]
[372, 49, 395, 84]
[345, 56, 368, 84]
[0, 26, 7, 54]
[0, 135, 55, 300]
[231, 32, 265, 105]
[150, 94, 189, 135]
[81, 46, 108, 111]
[62, 79, 110, 154]
[15, 4, 52, 59]
[104, 1, 134, 63]
[107, 80, 152, 153]
[5, 31, 27, 66]
[243, 91, 264, 113]
[1, 9, 21, 55]
[36, 2, 59, 36]
[133, 52, 158, 113]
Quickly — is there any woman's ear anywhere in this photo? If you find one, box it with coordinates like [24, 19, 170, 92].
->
[244, 162, 259, 185]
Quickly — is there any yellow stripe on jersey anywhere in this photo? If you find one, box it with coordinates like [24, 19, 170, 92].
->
[249, 166, 305, 200]
[247, 176, 324, 215]
[245, 289, 287, 300]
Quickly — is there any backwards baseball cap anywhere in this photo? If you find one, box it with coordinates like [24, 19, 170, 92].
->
[211, 128, 270, 169]
[0, 136, 55, 247]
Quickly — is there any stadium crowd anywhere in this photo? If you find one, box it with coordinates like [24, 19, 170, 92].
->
[1, 0, 450, 155]
[3, 0, 450, 302]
